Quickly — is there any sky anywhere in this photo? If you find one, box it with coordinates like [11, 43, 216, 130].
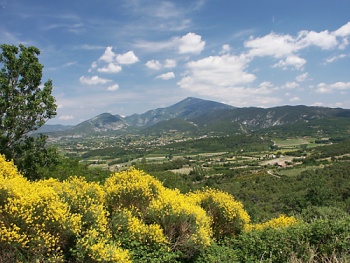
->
[1, 0, 350, 125]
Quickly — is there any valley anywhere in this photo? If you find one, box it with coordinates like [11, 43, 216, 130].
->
[42, 98, 350, 181]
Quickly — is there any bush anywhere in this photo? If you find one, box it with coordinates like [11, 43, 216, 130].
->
[232, 218, 350, 262]
[188, 188, 250, 239]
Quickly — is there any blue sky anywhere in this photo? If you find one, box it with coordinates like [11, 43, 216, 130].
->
[1, 0, 350, 125]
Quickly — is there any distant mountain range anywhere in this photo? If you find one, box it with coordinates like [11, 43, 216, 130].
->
[38, 97, 350, 137]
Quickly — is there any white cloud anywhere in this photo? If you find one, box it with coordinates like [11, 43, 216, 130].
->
[273, 55, 306, 70]
[106, 84, 119, 91]
[97, 63, 122, 73]
[176, 53, 288, 107]
[245, 33, 296, 58]
[283, 81, 300, 89]
[79, 76, 112, 85]
[245, 22, 350, 69]
[59, 115, 74, 120]
[145, 60, 162, 70]
[289, 96, 301, 102]
[164, 59, 177, 68]
[156, 72, 175, 80]
[178, 32, 205, 54]
[315, 82, 350, 93]
[312, 102, 324, 107]
[146, 59, 177, 70]
[91, 61, 98, 69]
[324, 54, 347, 64]
[99, 46, 116, 63]
[178, 54, 255, 89]
[134, 32, 205, 54]
[334, 21, 350, 37]
[330, 82, 350, 90]
[315, 83, 332, 93]
[297, 30, 338, 50]
[220, 44, 231, 54]
[296, 73, 309, 82]
[116, 51, 139, 64]
[134, 39, 177, 52]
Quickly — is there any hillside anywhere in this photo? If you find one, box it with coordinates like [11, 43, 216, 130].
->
[42, 97, 350, 137]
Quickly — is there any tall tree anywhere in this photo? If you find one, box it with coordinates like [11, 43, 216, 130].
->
[0, 44, 56, 154]
[0, 44, 57, 178]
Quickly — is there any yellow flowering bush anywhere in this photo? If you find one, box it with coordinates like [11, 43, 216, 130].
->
[0, 155, 300, 262]
[0, 155, 77, 262]
[75, 227, 131, 263]
[104, 168, 164, 214]
[0, 155, 131, 262]
[50, 176, 107, 230]
[245, 214, 298, 231]
[146, 188, 212, 256]
[104, 168, 212, 257]
[188, 188, 251, 239]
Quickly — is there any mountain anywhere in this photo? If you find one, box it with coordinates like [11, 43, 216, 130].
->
[191, 105, 350, 129]
[42, 97, 350, 137]
[124, 97, 234, 127]
[34, 124, 73, 133]
[66, 113, 128, 135]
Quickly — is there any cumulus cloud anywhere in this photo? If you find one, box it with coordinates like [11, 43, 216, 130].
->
[164, 59, 177, 68]
[99, 46, 116, 63]
[273, 55, 306, 70]
[297, 30, 338, 50]
[155, 72, 175, 80]
[315, 82, 350, 93]
[97, 63, 122, 73]
[145, 60, 162, 70]
[106, 84, 119, 91]
[178, 32, 205, 54]
[245, 33, 296, 58]
[59, 115, 74, 120]
[220, 44, 231, 54]
[178, 54, 255, 90]
[116, 51, 139, 64]
[282, 81, 300, 89]
[245, 22, 350, 69]
[289, 96, 301, 102]
[134, 32, 205, 54]
[79, 75, 112, 85]
[296, 73, 309, 82]
[333, 21, 350, 37]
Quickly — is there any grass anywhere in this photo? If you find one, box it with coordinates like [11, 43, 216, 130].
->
[276, 165, 320, 176]
[273, 137, 315, 148]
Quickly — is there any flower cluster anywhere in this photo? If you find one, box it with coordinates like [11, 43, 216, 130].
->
[0, 155, 298, 262]
[147, 188, 212, 252]
[245, 214, 298, 231]
[104, 168, 164, 214]
[188, 188, 251, 239]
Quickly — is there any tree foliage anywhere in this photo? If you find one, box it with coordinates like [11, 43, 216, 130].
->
[0, 44, 56, 158]
[0, 44, 57, 179]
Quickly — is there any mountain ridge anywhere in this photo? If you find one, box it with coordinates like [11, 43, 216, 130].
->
[40, 97, 350, 136]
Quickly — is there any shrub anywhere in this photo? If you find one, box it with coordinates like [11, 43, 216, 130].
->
[232, 217, 350, 262]
[146, 188, 212, 258]
[104, 168, 164, 214]
[245, 214, 298, 232]
[110, 208, 177, 262]
[188, 188, 251, 239]
[0, 155, 131, 262]
[0, 155, 79, 262]
[104, 168, 213, 258]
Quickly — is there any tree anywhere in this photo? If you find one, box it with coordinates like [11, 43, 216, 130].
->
[0, 44, 57, 178]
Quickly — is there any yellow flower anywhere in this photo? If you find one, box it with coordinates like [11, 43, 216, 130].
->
[188, 188, 250, 238]
[245, 214, 298, 231]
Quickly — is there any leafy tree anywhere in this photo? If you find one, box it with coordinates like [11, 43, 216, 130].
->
[0, 44, 57, 178]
